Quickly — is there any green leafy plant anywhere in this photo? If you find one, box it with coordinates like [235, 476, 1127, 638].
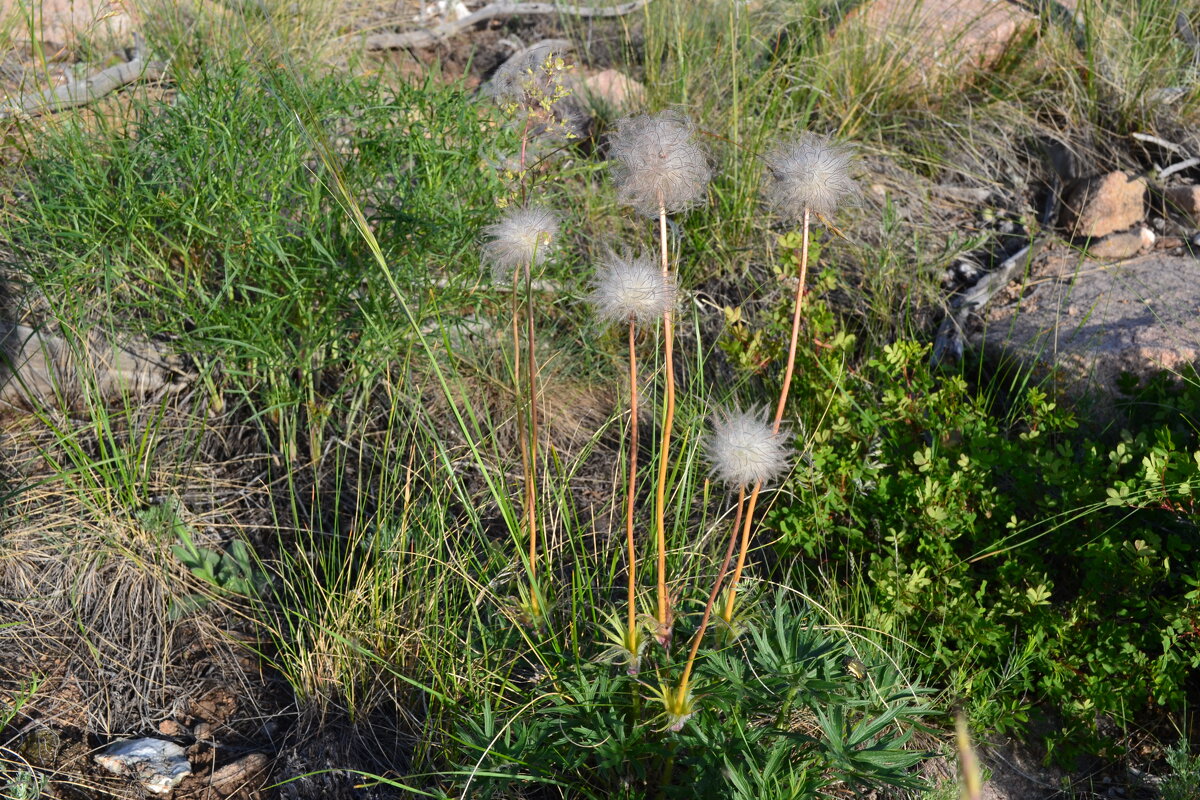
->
[138, 501, 268, 616]
[449, 592, 933, 800]
[1162, 738, 1200, 800]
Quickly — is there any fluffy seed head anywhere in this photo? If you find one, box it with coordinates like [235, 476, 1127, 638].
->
[706, 407, 790, 488]
[608, 111, 711, 217]
[589, 250, 677, 327]
[762, 134, 859, 220]
[481, 206, 559, 283]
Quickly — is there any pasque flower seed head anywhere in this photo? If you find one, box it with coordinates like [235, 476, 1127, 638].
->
[609, 111, 711, 217]
[706, 407, 790, 488]
[762, 134, 859, 220]
[589, 250, 677, 327]
[481, 206, 559, 283]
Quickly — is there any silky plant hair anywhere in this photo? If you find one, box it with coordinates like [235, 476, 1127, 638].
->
[608, 111, 712, 217]
[706, 406, 791, 489]
[481, 205, 560, 284]
[762, 133, 860, 220]
[589, 249, 678, 327]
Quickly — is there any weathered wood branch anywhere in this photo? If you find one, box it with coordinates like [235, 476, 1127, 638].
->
[365, 0, 653, 51]
[0, 323, 191, 409]
[0, 57, 165, 119]
[931, 238, 1047, 367]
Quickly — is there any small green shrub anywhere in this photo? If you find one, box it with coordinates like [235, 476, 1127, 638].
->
[1162, 738, 1200, 800]
[740, 300, 1200, 755]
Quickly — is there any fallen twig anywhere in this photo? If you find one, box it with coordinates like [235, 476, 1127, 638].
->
[932, 238, 1047, 367]
[1, 57, 166, 119]
[1131, 132, 1190, 157]
[365, 0, 653, 51]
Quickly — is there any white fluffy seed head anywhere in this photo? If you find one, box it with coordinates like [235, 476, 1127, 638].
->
[608, 111, 711, 217]
[481, 206, 559, 283]
[589, 250, 677, 327]
[706, 407, 790, 488]
[762, 134, 859, 220]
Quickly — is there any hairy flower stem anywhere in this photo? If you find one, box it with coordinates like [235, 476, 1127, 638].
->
[653, 202, 674, 645]
[625, 321, 640, 642]
[721, 208, 812, 625]
[679, 486, 745, 696]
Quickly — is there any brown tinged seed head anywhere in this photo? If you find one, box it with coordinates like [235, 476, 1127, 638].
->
[762, 133, 859, 221]
[706, 406, 790, 488]
[588, 249, 677, 327]
[608, 111, 711, 217]
[481, 205, 560, 284]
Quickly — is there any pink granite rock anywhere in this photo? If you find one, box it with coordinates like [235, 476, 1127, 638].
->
[837, 0, 1073, 77]
[1161, 184, 1200, 226]
[1059, 172, 1147, 239]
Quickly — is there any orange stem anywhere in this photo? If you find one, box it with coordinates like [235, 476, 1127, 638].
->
[654, 204, 674, 643]
[525, 261, 540, 609]
[773, 207, 810, 432]
[722, 207, 812, 625]
[680, 486, 745, 694]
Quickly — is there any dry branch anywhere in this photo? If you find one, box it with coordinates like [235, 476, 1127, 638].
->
[0, 57, 165, 119]
[365, 0, 653, 51]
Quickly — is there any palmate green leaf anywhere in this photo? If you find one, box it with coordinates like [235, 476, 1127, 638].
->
[847, 705, 913, 747]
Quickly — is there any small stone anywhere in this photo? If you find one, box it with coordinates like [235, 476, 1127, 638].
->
[1162, 185, 1200, 226]
[193, 722, 215, 741]
[1060, 171, 1147, 238]
[95, 738, 192, 795]
[580, 69, 647, 113]
[157, 720, 185, 737]
[1086, 227, 1155, 260]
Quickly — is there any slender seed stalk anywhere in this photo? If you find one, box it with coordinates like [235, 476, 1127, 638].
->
[625, 321, 640, 640]
[511, 264, 539, 617]
[721, 478, 762, 623]
[524, 260, 541, 610]
[773, 207, 811, 430]
[722, 207, 812, 625]
[653, 201, 674, 644]
[588, 248, 676, 664]
[679, 486, 745, 695]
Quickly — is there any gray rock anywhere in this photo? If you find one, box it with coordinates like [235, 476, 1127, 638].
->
[971, 252, 1200, 411]
[95, 738, 191, 795]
